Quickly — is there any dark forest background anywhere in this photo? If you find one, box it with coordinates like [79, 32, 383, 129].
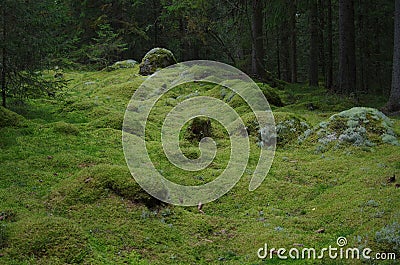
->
[0, 0, 399, 111]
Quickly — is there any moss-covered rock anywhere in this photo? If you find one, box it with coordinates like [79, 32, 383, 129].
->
[0, 107, 26, 128]
[139, 48, 177, 76]
[258, 112, 309, 147]
[300, 107, 400, 152]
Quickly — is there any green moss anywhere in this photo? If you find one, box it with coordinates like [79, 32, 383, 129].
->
[63, 101, 95, 112]
[0, 107, 27, 128]
[49, 164, 154, 209]
[52, 121, 80, 135]
[88, 112, 123, 130]
[259, 84, 284, 107]
[8, 216, 88, 263]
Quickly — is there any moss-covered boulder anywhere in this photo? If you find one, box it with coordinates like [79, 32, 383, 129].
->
[259, 112, 310, 147]
[139, 48, 177, 76]
[300, 107, 399, 152]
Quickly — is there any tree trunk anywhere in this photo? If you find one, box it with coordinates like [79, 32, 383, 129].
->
[1, 50, 5, 108]
[251, 0, 265, 79]
[318, 0, 326, 85]
[386, 0, 400, 112]
[276, 30, 281, 80]
[289, 0, 297, 83]
[280, 18, 291, 82]
[338, 0, 356, 94]
[326, 0, 333, 90]
[1, 4, 6, 108]
[309, 0, 319, 87]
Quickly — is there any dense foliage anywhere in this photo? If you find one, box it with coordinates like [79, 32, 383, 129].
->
[0, 0, 398, 107]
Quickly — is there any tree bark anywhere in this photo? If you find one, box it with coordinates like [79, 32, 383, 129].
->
[251, 0, 265, 79]
[318, 0, 326, 85]
[309, 0, 319, 87]
[386, 0, 400, 112]
[276, 29, 281, 80]
[289, 0, 297, 83]
[1, 3, 6, 107]
[280, 18, 291, 82]
[338, 0, 356, 94]
[326, 0, 333, 90]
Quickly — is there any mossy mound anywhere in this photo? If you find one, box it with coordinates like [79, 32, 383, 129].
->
[49, 164, 155, 209]
[205, 83, 284, 108]
[0, 107, 27, 128]
[300, 107, 399, 152]
[108, 59, 138, 71]
[232, 112, 308, 147]
[52, 121, 80, 136]
[88, 111, 123, 130]
[63, 100, 95, 112]
[7, 216, 88, 263]
[139, 48, 177, 76]
[258, 84, 284, 107]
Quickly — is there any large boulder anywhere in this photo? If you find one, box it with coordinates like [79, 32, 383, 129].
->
[139, 48, 177, 76]
[299, 107, 400, 152]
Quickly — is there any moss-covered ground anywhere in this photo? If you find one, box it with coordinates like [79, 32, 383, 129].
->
[0, 66, 399, 264]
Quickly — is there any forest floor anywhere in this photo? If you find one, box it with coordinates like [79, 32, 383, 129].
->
[0, 66, 399, 264]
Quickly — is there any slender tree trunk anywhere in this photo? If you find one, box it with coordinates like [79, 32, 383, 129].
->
[276, 29, 281, 80]
[318, 0, 326, 85]
[1, 51, 5, 108]
[386, 0, 400, 112]
[309, 0, 319, 87]
[1, 4, 6, 107]
[326, 0, 333, 90]
[280, 18, 291, 82]
[338, 0, 356, 94]
[251, 0, 265, 79]
[289, 0, 297, 83]
[152, 0, 159, 46]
